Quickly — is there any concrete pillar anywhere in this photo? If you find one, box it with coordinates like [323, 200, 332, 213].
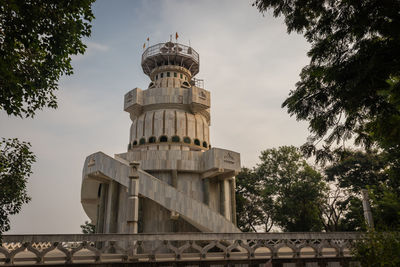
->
[219, 179, 226, 217]
[229, 178, 237, 225]
[108, 181, 119, 233]
[96, 183, 108, 233]
[95, 183, 108, 249]
[362, 189, 374, 228]
[127, 162, 140, 234]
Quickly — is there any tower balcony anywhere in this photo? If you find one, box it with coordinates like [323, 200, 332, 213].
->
[141, 42, 200, 77]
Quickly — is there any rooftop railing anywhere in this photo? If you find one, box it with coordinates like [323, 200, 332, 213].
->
[142, 42, 199, 64]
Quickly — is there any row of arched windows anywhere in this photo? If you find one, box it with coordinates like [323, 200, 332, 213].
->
[128, 135, 209, 150]
[155, 72, 188, 81]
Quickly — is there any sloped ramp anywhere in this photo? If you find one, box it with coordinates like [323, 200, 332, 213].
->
[81, 152, 240, 233]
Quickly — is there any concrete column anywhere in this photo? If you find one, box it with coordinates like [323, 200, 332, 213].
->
[224, 179, 231, 221]
[362, 189, 374, 228]
[229, 178, 237, 225]
[108, 181, 119, 233]
[96, 183, 108, 233]
[219, 179, 226, 217]
[95, 183, 108, 249]
[127, 162, 140, 234]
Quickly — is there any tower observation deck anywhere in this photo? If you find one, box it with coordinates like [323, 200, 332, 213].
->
[141, 42, 199, 77]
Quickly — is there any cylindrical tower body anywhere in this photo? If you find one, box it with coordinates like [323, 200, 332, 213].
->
[125, 42, 214, 232]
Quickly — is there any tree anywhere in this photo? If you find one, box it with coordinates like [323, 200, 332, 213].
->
[253, 0, 400, 162]
[257, 146, 327, 231]
[354, 231, 400, 267]
[0, 138, 35, 235]
[80, 220, 95, 234]
[0, 0, 95, 235]
[324, 149, 400, 231]
[0, 0, 95, 117]
[235, 168, 273, 232]
[236, 146, 327, 232]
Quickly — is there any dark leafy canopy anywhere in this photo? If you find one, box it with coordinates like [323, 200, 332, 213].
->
[0, 138, 35, 234]
[0, 0, 95, 118]
[235, 168, 273, 232]
[353, 231, 400, 267]
[236, 146, 327, 232]
[257, 146, 327, 231]
[324, 149, 400, 231]
[254, 0, 400, 161]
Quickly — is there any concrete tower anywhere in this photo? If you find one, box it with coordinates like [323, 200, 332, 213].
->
[81, 40, 241, 234]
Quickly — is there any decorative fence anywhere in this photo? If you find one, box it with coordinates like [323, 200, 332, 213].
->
[142, 43, 199, 65]
[0, 232, 361, 266]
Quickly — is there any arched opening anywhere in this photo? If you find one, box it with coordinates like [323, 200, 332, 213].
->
[182, 81, 190, 88]
[183, 137, 191, 144]
[148, 82, 155, 88]
[171, 136, 180, 142]
[139, 138, 146, 145]
[128, 143, 132, 150]
[148, 136, 156, 143]
[159, 135, 168, 142]
[202, 141, 207, 148]
[194, 139, 200, 146]
[133, 140, 138, 146]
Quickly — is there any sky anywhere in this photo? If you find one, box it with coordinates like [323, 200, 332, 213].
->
[1, 0, 311, 234]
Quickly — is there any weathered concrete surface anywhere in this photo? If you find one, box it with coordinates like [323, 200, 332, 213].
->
[81, 152, 240, 233]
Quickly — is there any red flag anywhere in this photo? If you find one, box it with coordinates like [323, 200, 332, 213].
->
[175, 32, 179, 40]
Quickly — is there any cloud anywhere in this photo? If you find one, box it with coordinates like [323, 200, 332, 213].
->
[71, 41, 110, 61]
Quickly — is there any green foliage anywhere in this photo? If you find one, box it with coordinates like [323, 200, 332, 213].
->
[253, 0, 400, 162]
[354, 231, 400, 267]
[80, 220, 95, 234]
[0, 1, 95, 236]
[236, 146, 327, 232]
[0, 138, 35, 235]
[258, 146, 327, 231]
[0, 0, 95, 118]
[324, 149, 400, 231]
[325, 150, 388, 193]
[235, 168, 272, 232]
[369, 186, 400, 231]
